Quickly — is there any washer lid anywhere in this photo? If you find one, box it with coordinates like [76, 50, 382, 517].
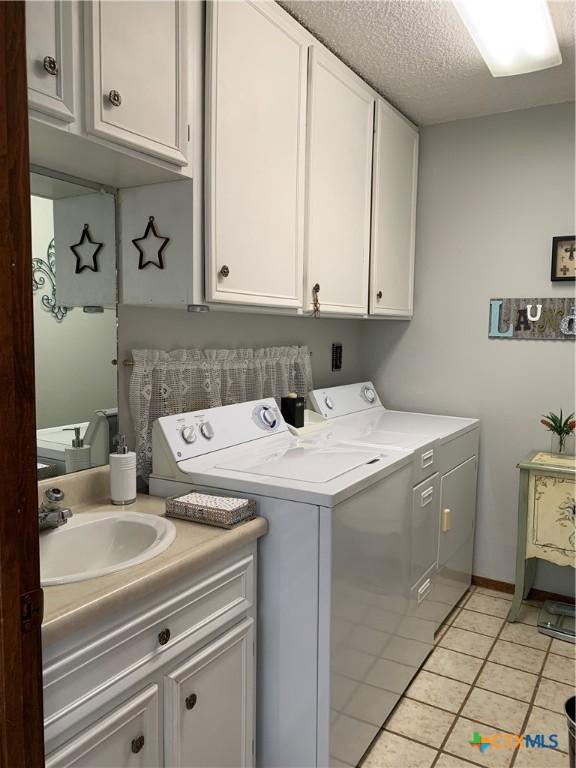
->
[216, 443, 382, 483]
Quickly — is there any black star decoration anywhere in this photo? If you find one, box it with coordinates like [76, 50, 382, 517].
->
[70, 223, 103, 274]
[132, 216, 169, 270]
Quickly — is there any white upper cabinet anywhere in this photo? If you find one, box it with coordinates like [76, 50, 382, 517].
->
[26, 0, 75, 124]
[370, 99, 419, 317]
[304, 48, 374, 316]
[84, 0, 188, 166]
[206, 0, 308, 309]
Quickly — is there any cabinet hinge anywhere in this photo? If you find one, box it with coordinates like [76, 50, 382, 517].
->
[21, 588, 43, 633]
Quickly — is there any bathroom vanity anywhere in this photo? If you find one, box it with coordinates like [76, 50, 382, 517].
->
[41, 470, 265, 767]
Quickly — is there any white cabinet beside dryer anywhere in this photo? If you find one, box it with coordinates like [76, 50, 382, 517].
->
[304, 47, 375, 316]
[369, 98, 419, 318]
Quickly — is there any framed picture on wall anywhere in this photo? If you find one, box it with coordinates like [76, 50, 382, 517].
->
[551, 236, 576, 281]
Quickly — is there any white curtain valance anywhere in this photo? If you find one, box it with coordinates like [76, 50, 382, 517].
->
[128, 346, 313, 478]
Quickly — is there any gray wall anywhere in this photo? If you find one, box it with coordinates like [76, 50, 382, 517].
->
[362, 102, 576, 595]
[31, 196, 117, 429]
[118, 306, 364, 444]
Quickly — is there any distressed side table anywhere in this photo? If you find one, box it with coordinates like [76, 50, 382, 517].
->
[508, 450, 576, 622]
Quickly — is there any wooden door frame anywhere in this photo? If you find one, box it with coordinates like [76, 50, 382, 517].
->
[0, 2, 45, 766]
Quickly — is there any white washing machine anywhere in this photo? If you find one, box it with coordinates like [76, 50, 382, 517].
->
[149, 399, 421, 768]
[309, 382, 480, 626]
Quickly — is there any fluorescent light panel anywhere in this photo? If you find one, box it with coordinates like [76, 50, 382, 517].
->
[453, 0, 562, 77]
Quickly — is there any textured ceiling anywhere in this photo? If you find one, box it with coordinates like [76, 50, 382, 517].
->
[280, 0, 576, 125]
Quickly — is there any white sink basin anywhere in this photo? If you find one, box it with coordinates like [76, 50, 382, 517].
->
[40, 511, 176, 586]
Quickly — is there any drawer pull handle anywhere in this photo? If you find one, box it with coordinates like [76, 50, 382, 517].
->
[131, 735, 145, 754]
[43, 56, 58, 75]
[185, 693, 198, 710]
[108, 89, 122, 107]
[421, 450, 434, 468]
[421, 487, 434, 506]
[442, 508, 451, 533]
[158, 628, 171, 646]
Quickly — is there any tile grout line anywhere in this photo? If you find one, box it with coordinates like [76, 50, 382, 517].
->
[508, 632, 559, 767]
[428, 614, 506, 768]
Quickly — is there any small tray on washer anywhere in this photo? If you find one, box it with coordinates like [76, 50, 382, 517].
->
[165, 491, 256, 529]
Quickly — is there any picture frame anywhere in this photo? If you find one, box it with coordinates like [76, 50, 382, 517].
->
[551, 235, 576, 282]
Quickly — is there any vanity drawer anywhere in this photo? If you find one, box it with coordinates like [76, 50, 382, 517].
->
[412, 440, 439, 486]
[44, 553, 254, 724]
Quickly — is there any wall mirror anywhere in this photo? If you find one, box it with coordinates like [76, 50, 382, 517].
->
[30, 168, 118, 479]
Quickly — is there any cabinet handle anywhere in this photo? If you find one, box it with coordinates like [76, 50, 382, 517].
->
[43, 56, 58, 75]
[219, 265, 230, 278]
[108, 89, 122, 107]
[158, 627, 171, 646]
[376, 290, 383, 300]
[185, 693, 198, 710]
[442, 508, 451, 533]
[131, 735, 145, 754]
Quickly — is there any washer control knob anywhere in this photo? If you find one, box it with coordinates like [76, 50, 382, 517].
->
[259, 406, 278, 429]
[181, 425, 196, 444]
[324, 396, 335, 410]
[200, 421, 214, 440]
[361, 386, 376, 404]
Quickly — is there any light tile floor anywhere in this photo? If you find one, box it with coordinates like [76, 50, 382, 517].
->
[361, 586, 575, 768]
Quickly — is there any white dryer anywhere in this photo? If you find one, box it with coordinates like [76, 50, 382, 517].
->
[150, 399, 420, 768]
[309, 382, 480, 625]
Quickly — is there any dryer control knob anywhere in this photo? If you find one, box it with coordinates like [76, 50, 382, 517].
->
[361, 386, 376, 404]
[181, 425, 196, 444]
[259, 406, 278, 429]
[200, 421, 214, 440]
[324, 396, 335, 410]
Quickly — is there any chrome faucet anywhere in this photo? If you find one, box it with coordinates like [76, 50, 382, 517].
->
[39, 487, 73, 532]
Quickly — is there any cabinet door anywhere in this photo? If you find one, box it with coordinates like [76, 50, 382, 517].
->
[45, 685, 160, 768]
[370, 100, 418, 317]
[84, 1, 187, 166]
[206, 0, 308, 308]
[438, 457, 477, 570]
[305, 47, 374, 316]
[119, 180, 194, 306]
[164, 619, 255, 768]
[26, 0, 75, 123]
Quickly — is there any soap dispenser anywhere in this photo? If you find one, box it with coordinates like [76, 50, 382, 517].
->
[110, 433, 136, 505]
[64, 427, 91, 473]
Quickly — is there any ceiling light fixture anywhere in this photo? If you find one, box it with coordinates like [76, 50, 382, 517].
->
[452, 0, 562, 77]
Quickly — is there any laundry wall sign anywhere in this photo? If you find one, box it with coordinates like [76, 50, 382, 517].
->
[489, 298, 575, 340]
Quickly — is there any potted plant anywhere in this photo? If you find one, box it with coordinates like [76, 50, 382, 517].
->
[540, 410, 576, 455]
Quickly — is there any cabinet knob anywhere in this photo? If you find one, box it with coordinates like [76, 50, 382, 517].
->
[131, 735, 145, 754]
[219, 265, 230, 278]
[158, 627, 171, 646]
[108, 89, 122, 107]
[185, 693, 198, 710]
[376, 290, 383, 300]
[43, 56, 58, 75]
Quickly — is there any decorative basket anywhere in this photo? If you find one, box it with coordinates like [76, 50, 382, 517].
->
[165, 491, 256, 529]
